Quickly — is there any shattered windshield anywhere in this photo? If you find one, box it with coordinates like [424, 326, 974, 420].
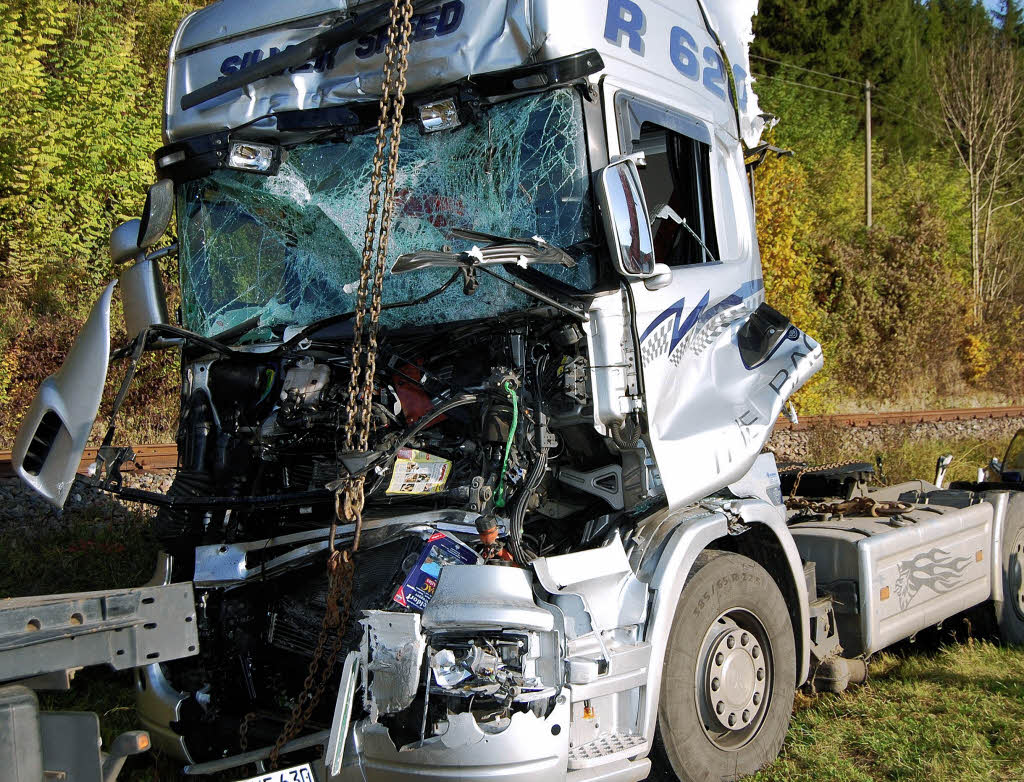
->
[177, 88, 596, 339]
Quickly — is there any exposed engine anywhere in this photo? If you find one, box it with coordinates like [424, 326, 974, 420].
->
[151, 312, 662, 761]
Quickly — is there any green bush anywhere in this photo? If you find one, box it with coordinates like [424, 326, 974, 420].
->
[0, 0, 196, 445]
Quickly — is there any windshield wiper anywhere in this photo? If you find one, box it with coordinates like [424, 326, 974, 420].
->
[392, 230, 577, 274]
[180, 1, 402, 111]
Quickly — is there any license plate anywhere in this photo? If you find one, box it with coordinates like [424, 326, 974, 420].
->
[234, 763, 315, 782]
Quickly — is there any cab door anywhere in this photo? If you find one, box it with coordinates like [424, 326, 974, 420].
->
[605, 89, 821, 508]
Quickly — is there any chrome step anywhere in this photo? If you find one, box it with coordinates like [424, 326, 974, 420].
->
[568, 733, 646, 769]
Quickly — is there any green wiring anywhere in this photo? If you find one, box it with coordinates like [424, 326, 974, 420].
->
[494, 380, 519, 509]
[257, 368, 276, 404]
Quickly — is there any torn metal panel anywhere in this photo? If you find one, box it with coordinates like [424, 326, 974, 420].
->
[634, 269, 823, 510]
[360, 611, 426, 722]
[421, 565, 554, 633]
[696, 0, 765, 146]
[166, 2, 537, 143]
[531, 532, 647, 634]
[12, 282, 116, 508]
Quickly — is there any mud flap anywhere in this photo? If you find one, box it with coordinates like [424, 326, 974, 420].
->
[12, 281, 115, 507]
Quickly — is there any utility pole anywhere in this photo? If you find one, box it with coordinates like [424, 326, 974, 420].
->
[865, 79, 872, 229]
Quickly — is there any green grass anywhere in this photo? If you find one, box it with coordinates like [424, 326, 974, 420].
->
[0, 509, 159, 598]
[755, 638, 1024, 781]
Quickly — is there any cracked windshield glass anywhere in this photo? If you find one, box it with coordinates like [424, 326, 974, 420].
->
[177, 88, 596, 339]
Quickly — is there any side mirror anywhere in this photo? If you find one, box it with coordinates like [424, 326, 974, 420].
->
[138, 179, 174, 250]
[110, 219, 143, 264]
[597, 159, 655, 277]
[108, 180, 175, 264]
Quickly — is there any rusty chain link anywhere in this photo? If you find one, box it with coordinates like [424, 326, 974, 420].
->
[239, 710, 256, 753]
[786, 460, 863, 500]
[785, 494, 913, 518]
[268, 0, 415, 768]
[784, 461, 911, 517]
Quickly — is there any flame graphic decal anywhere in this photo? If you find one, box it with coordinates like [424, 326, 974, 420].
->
[894, 547, 974, 610]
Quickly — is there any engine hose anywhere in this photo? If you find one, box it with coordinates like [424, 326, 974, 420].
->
[509, 449, 548, 564]
[508, 355, 548, 564]
[362, 394, 480, 494]
[493, 381, 519, 509]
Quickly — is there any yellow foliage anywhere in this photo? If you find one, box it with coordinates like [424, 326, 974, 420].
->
[962, 334, 992, 384]
[753, 144, 835, 413]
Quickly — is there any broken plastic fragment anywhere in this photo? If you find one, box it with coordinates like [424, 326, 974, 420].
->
[430, 648, 471, 687]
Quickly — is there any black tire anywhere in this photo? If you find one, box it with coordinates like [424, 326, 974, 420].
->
[652, 551, 795, 782]
[996, 493, 1024, 645]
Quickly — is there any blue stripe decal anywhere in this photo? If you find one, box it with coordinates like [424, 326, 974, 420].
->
[640, 278, 762, 346]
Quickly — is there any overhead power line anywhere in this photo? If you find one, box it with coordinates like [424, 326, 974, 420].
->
[750, 53, 864, 87]
[751, 72, 859, 99]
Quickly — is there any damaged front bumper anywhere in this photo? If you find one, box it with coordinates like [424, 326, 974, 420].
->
[336, 700, 570, 781]
[330, 563, 571, 781]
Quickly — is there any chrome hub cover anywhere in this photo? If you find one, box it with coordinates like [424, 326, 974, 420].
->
[704, 627, 766, 731]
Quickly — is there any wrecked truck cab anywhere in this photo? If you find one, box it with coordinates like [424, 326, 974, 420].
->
[16, 1, 827, 780]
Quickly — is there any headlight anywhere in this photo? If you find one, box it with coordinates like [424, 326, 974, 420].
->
[418, 98, 461, 133]
[227, 141, 281, 174]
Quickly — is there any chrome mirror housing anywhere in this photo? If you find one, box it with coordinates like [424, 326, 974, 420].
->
[110, 219, 143, 264]
[597, 158, 655, 278]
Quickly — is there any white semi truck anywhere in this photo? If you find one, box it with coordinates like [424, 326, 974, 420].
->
[8, 1, 1024, 781]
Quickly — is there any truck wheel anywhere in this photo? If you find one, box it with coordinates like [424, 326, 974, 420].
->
[996, 495, 1024, 645]
[653, 551, 795, 782]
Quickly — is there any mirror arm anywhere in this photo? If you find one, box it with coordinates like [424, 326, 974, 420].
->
[609, 151, 647, 168]
[145, 242, 178, 262]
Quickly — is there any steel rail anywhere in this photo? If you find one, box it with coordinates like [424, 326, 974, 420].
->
[773, 405, 1024, 431]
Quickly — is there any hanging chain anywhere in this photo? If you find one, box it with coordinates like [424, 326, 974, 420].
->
[269, 0, 415, 768]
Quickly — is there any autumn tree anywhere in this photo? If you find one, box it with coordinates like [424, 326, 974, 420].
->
[930, 16, 1024, 321]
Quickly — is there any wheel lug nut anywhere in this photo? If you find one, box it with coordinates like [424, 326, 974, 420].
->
[716, 652, 724, 665]
[757, 668, 765, 681]
[711, 677, 720, 691]
[727, 636, 735, 649]
[752, 647, 760, 659]
[728, 713, 736, 727]
[742, 709, 750, 722]
[716, 702, 724, 714]
[741, 633, 749, 645]
[753, 692, 761, 705]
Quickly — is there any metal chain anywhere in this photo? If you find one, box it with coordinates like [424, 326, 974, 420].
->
[786, 460, 863, 499]
[268, 0, 415, 768]
[785, 495, 913, 517]
[784, 461, 911, 516]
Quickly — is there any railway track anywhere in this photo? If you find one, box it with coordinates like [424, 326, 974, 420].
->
[773, 404, 1024, 431]
[0, 406, 1021, 477]
[0, 443, 178, 478]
